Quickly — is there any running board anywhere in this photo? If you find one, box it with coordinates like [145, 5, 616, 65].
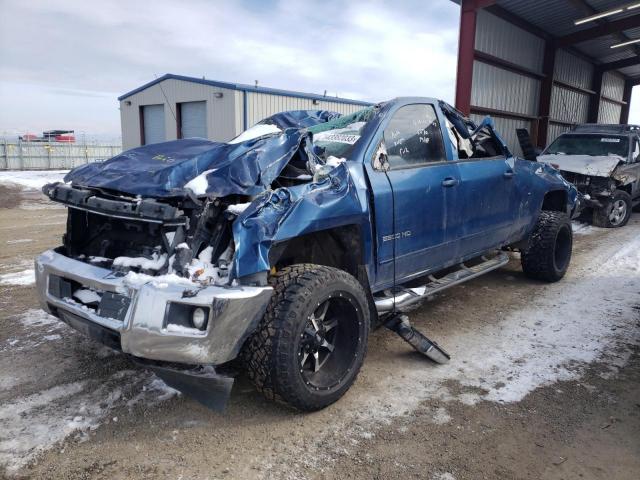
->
[385, 314, 450, 364]
[375, 251, 510, 313]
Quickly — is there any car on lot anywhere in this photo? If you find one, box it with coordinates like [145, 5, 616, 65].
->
[538, 124, 640, 228]
[36, 98, 578, 411]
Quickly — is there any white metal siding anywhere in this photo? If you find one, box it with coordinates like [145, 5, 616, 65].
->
[142, 104, 165, 145]
[119, 79, 238, 150]
[119, 79, 368, 150]
[601, 71, 625, 100]
[470, 113, 530, 157]
[234, 91, 245, 134]
[598, 99, 622, 123]
[554, 50, 593, 90]
[180, 101, 207, 138]
[246, 92, 365, 127]
[475, 9, 544, 72]
[471, 61, 540, 116]
[549, 86, 589, 124]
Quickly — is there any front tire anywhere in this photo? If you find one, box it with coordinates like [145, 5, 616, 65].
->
[521, 211, 572, 282]
[592, 190, 632, 228]
[243, 264, 370, 411]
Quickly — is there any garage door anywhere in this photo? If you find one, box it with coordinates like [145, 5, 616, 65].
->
[142, 104, 165, 145]
[180, 101, 207, 139]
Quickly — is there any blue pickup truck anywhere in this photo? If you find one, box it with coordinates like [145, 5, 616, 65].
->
[37, 98, 578, 411]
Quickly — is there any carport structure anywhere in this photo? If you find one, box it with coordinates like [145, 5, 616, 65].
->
[452, 0, 640, 154]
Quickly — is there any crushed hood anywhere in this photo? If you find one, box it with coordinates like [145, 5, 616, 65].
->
[537, 154, 624, 177]
[64, 110, 340, 198]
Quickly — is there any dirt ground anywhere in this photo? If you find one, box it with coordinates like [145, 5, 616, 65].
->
[0, 188, 639, 480]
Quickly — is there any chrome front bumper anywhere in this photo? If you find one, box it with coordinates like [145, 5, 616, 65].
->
[35, 249, 273, 365]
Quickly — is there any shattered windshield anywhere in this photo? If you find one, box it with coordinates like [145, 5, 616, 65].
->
[546, 134, 628, 158]
[308, 107, 375, 160]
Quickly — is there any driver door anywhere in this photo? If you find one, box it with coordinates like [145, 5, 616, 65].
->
[366, 103, 460, 287]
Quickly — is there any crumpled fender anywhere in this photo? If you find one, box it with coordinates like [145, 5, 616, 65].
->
[231, 164, 366, 279]
[525, 160, 579, 212]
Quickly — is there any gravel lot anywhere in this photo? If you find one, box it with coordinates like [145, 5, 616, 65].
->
[1, 179, 638, 480]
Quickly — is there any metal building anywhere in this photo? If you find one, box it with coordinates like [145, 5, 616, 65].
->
[118, 74, 371, 150]
[452, 1, 640, 155]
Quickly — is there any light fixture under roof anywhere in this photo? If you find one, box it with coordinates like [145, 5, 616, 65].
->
[574, 2, 640, 25]
[611, 37, 640, 48]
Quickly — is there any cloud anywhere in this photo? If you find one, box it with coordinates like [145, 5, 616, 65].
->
[0, 0, 460, 135]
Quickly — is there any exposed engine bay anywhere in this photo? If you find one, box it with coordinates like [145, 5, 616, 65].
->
[47, 185, 239, 286]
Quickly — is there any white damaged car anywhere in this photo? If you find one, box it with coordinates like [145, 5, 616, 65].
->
[538, 124, 640, 228]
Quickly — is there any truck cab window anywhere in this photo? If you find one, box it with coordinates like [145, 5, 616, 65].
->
[383, 104, 446, 169]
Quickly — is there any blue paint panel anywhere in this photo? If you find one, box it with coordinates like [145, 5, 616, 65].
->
[455, 157, 517, 256]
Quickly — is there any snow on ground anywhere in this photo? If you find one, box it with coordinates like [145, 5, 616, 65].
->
[572, 220, 601, 236]
[0, 309, 179, 474]
[6, 239, 33, 245]
[0, 269, 35, 286]
[0, 371, 179, 474]
[350, 222, 640, 423]
[0, 170, 68, 191]
[1, 220, 638, 475]
[1, 310, 64, 353]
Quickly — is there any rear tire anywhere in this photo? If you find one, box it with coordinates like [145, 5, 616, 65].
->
[592, 190, 632, 228]
[521, 211, 572, 282]
[242, 264, 370, 411]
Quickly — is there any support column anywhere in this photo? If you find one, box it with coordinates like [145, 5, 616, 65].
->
[620, 80, 633, 124]
[536, 41, 556, 148]
[455, 0, 479, 115]
[588, 69, 604, 123]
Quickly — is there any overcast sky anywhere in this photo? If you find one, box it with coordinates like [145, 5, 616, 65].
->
[0, 0, 638, 141]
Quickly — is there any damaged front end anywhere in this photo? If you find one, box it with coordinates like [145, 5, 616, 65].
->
[537, 132, 633, 211]
[36, 183, 274, 410]
[36, 108, 375, 409]
[548, 170, 618, 209]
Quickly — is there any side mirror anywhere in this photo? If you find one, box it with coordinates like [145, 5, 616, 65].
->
[373, 142, 390, 172]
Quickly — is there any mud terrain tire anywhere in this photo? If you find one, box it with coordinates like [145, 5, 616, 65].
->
[243, 264, 370, 411]
[521, 211, 572, 282]
[592, 190, 632, 228]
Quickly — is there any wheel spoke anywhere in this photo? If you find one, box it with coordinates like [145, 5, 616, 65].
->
[309, 316, 320, 332]
[313, 351, 321, 372]
[320, 339, 335, 352]
[301, 351, 309, 367]
[323, 318, 338, 332]
[315, 301, 330, 322]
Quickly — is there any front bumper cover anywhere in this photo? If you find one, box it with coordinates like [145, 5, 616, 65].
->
[35, 249, 273, 366]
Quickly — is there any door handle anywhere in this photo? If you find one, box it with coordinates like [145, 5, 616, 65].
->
[503, 170, 515, 179]
[441, 177, 459, 187]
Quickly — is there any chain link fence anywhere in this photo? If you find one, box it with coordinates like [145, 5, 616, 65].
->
[0, 140, 122, 170]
